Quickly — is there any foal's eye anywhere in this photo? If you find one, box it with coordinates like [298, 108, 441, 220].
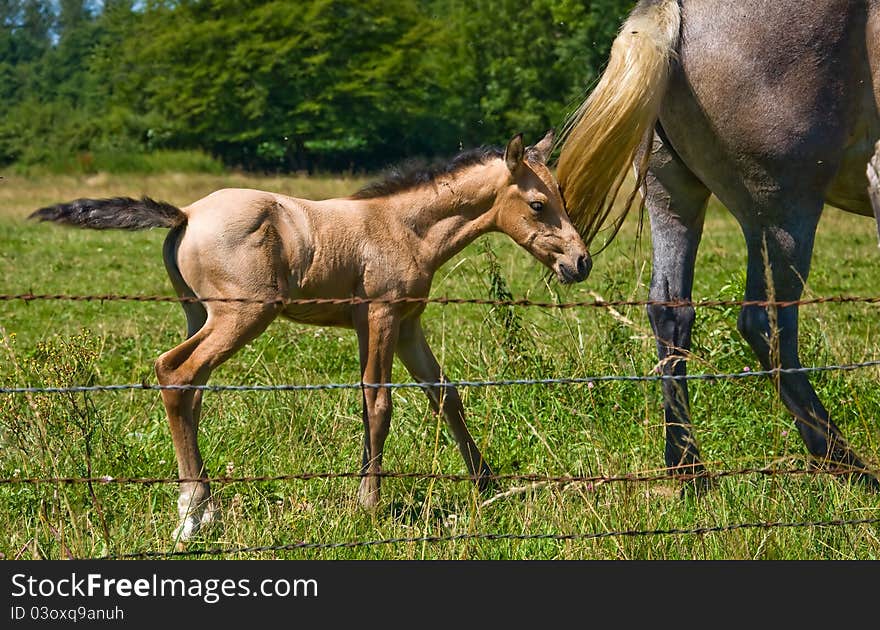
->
[529, 201, 544, 213]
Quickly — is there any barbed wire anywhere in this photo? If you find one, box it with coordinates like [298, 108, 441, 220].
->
[3, 292, 880, 309]
[94, 516, 880, 559]
[5, 292, 880, 559]
[1, 464, 871, 487]
[3, 358, 879, 396]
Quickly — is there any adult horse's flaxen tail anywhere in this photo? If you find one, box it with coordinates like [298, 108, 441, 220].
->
[29, 196, 185, 230]
[556, 0, 680, 248]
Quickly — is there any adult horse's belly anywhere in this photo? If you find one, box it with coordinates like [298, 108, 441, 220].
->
[826, 128, 877, 218]
[823, 73, 880, 218]
[826, 3, 880, 218]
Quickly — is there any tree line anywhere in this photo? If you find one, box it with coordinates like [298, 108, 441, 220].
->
[0, 0, 635, 173]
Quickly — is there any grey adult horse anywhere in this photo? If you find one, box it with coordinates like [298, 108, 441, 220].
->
[557, 0, 880, 486]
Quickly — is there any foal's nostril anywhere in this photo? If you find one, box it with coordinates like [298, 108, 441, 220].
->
[576, 253, 592, 279]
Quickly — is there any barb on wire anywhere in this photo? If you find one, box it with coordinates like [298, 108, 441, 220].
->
[94, 516, 880, 559]
[3, 292, 880, 309]
[1, 463, 872, 487]
[2, 359, 880, 395]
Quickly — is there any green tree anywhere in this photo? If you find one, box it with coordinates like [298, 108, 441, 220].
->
[95, 0, 450, 170]
[429, 0, 635, 151]
[0, 0, 55, 166]
[0, 0, 638, 172]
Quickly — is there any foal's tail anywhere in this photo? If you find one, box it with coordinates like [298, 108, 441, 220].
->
[556, 0, 681, 249]
[29, 196, 186, 231]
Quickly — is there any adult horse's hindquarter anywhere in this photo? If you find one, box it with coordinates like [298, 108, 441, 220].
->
[558, 0, 880, 488]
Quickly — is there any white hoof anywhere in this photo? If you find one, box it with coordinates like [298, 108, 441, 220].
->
[172, 514, 201, 543]
[173, 495, 220, 543]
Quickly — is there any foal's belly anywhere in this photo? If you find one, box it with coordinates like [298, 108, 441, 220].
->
[280, 303, 354, 328]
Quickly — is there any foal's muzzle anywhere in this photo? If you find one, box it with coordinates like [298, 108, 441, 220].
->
[557, 253, 592, 284]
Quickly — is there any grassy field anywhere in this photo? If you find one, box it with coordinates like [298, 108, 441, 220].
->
[1, 172, 879, 560]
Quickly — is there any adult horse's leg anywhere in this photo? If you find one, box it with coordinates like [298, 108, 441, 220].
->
[155, 303, 278, 543]
[354, 304, 399, 509]
[735, 201, 878, 487]
[395, 317, 493, 491]
[643, 132, 712, 480]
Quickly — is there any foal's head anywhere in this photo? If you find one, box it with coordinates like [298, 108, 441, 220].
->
[492, 130, 592, 284]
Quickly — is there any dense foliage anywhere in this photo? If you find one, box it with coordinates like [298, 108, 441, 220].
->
[0, 0, 634, 173]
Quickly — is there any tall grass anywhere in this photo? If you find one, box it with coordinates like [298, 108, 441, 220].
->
[0, 173, 879, 559]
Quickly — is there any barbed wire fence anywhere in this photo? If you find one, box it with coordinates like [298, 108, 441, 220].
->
[4, 292, 880, 308]
[2, 291, 880, 559]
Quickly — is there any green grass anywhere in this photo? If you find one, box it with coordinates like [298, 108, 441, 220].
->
[12, 149, 226, 176]
[1, 173, 879, 559]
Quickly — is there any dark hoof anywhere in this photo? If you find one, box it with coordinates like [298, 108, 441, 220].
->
[669, 464, 713, 498]
[809, 458, 880, 491]
[679, 474, 715, 499]
[854, 472, 880, 492]
[476, 466, 496, 494]
[835, 469, 880, 492]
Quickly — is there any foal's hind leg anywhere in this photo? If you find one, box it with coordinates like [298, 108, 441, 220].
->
[161, 228, 215, 539]
[642, 133, 712, 481]
[175, 283, 209, 475]
[395, 317, 493, 491]
[173, 300, 216, 537]
[735, 202, 877, 488]
[155, 303, 278, 542]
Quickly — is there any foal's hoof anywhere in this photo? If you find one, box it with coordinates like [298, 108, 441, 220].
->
[852, 472, 880, 492]
[172, 498, 220, 545]
[831, 467, 880, 492]
[679, 474, 715, 499]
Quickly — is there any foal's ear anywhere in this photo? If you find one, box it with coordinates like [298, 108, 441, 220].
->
[504, 133, 525, 174]
[530, 128, 555, 164]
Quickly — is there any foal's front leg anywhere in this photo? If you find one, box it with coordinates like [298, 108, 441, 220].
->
[354, 304, 399, 508]
[395, 317, 493, 491]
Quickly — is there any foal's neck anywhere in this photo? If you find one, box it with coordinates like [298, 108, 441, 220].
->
[379, 160, 508, 271]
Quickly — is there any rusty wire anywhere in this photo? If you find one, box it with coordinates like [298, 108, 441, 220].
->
[0, 464, 873, 487]
[2, 292, 880, 308]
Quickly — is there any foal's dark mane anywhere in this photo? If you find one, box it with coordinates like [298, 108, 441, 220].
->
[350, 146, 504, 200]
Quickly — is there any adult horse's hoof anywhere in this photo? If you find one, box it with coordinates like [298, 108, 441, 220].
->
[357, 476, 381, 510]
[476, 465, 496, 494]
[671, 463, 714, 498]
[808, 457, 880, 492]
